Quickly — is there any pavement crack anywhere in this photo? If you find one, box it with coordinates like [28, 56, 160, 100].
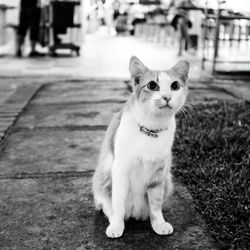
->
[0, 170, 94, 180]
[12, 125, 108, 132]
[29, 100, 126, 106]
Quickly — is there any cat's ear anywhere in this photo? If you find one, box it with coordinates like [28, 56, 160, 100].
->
[129, 56, 148, 86]
[171, 60, 190, 82]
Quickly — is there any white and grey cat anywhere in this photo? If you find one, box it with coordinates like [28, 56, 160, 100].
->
[92, 56, 189, 238]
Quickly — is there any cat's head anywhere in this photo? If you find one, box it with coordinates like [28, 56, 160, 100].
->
[129, 56, 189, 118]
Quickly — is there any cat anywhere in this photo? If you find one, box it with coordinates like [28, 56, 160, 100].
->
[92, 56, 189, 238]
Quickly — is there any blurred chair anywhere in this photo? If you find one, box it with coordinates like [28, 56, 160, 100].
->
[202, 2, 250, 73]
[42, 0, 82, 56]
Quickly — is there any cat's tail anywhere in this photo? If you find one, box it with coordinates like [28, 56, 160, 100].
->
[92, 156, 113, 219]
[164, 170, 173, 199]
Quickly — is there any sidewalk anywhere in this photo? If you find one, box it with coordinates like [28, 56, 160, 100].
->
[1, 74, 249, 249]
[0, 78, 220, 249]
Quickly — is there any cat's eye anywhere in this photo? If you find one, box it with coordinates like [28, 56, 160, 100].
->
[171, 81, 180, 91]
[147, 81, 159, 91]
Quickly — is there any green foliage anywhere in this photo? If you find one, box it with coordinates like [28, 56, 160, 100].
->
[174, 100, 250, 250]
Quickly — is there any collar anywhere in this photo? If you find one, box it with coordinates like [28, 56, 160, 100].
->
[139, 124, 167, 138]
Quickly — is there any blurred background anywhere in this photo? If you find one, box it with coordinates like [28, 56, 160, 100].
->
[0, 0, 250, 77]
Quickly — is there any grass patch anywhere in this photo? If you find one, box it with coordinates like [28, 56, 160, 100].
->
[173, 100, 250, 250]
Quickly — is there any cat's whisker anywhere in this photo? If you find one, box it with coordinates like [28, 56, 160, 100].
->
[184, 102, 194, 111]
[178, 108, 184, 116]
[178, 106, 189, 118]
[182, 106, 189, 115]
[182, 103, 191, 114]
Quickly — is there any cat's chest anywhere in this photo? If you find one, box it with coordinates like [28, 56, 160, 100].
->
[115, 113, 175, 160]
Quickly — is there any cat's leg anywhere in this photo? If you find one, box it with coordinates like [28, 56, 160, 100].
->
[106, 161, 129, 238]
[147, 181, 173, 235]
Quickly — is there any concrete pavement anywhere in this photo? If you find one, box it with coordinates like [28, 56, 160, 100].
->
[0, 71, 249, 249]
[0, 77, 234, 249]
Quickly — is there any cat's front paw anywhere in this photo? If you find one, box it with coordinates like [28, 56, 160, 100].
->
[106, 223, 124, 238]
[152, 221, 173, 235]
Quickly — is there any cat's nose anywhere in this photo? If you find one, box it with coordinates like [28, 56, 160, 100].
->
[162, 95, 171, 102]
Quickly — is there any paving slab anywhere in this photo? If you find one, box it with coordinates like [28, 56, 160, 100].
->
[31, 81, 130, 105]
[15, 103, 123, 129]
[0, 130, 104, 176]
[0, 113, 17, 117]
[187, 88, 236, 102]
[0, 121, 13, 126]
[210, 82, 250, 101]
[0, 78, 224, 249]
[0, 106, 23, 112]
[0, 117, 16, 122]
[0, 173, 218, 250]
[5, 84, 42, 106]
[0, 81, 19, 105]
[14, 84, 236, 130]
[0, 124, 12, 133]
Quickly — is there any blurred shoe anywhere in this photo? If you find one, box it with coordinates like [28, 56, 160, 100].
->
[29, 51, 45, 57]
[16, 49, 22, 58]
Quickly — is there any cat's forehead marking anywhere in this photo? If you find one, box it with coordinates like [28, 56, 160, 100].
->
[156, 72, 159, 83]
[158, 71, 171, 84]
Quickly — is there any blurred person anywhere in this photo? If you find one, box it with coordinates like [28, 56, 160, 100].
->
[127, 3, 146, 35]
[112, 0, 120, 21]
[16, 0, 46, 57]
[114, 11, 128, 34]
[97, 0, 105, 26]
[103, 0, 115, 35]
[168, 0, 197, 55]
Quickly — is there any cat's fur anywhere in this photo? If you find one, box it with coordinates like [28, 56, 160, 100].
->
[92, 56, 189, 238]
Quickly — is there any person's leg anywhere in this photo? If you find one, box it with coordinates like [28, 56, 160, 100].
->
[177, 16, 192, 56]
[177, 17, 185, 56]
[16, 35, 25, 57]
[182, 19, 192, 50]
[29, 6, 42, 56]
[53, 28, 61, 44]
[30, 40, 36, 53]
[16, 7, 28, 57]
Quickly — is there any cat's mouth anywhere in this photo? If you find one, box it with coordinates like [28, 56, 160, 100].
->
[159, 104, 173, 110]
